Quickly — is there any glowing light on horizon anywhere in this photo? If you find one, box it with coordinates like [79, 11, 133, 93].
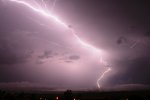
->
[56, 96, 59, 100]
[8, 0, 111, 88]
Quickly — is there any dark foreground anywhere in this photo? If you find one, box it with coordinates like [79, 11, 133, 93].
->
[0, 90, 150, 100]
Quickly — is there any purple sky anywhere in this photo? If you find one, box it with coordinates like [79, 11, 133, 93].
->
[0, 0, 150, 91]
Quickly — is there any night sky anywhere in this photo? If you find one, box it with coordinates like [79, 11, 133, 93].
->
[0, 0, 150, 90]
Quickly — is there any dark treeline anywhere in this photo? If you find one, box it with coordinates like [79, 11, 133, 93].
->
[0, 89, 150, 100]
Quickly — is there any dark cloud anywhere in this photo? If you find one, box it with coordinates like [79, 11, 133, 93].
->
[0, 54, 29, 65]
[36, 50, 53, 64]
[113, 84, 150, 91]
[69, 55, 80, 60]
[0, 44, 32, 65]
[36, 50, 63, 64]
[103, 57, 150, 87]
[0, 82, 56, 91]
[145, 31, 150, 37]
[38, 50, 53, 59]
[127, 57, 150, 84]
[65, 60, 73, 63]
[58, 53, 81, 63]
[117, 36, 127, 45]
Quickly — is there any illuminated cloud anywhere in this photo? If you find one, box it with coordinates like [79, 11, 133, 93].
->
[0, 0, 150, 90]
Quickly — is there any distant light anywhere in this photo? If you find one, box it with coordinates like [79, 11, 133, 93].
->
[73, 98, 76, 100]
[56, 96, 59, 100]
[40, 97, 42, 100]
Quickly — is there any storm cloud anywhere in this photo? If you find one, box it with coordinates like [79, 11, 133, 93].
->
[0, 0, 150, 90]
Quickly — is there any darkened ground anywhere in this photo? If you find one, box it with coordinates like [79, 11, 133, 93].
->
[0, 89, 150, 100]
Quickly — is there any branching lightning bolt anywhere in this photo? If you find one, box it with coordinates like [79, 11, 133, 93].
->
[41, 0, 48, 10]
[50, 0, 57, 12]
[8, 0, 111, 89]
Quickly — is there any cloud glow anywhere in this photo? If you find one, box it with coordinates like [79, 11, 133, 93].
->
[8, 0, 111, 88]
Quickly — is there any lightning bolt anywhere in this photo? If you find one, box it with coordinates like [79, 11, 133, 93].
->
[8, 0, 111, 89]
[97, 67, 111, 88]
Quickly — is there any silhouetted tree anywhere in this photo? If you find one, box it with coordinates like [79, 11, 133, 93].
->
[64, 90, 73, 100]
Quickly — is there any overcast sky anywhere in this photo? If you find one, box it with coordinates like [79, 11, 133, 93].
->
[0, 0, 150, 90]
